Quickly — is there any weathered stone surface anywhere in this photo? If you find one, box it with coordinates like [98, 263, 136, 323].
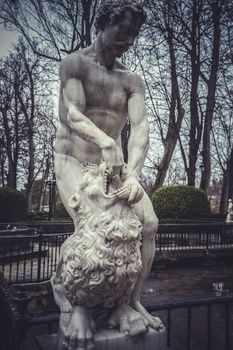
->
[51, 1, 163, 349]
[22, 328, 167, 350]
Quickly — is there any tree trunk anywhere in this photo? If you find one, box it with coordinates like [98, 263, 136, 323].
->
[154, 29, 184, 190]
[219, 148, 233, 214]
[187, 0, 202, 186]
[0, 153, 6, 187]
[228, 149, 233, 200]
[2, 110, 17, 189]
[219, 169, 230, 215]
[26, 118, 35, 210]
[200, 0, 222, 192]
[37, 159, 50, 212]
[6, 162, 16, 189]
[17, 52, 36, 210]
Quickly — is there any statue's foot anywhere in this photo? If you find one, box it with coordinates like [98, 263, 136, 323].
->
[131, 301, 164, 330]
[63, 306, 95, 350]
[108, 304, 149, 336]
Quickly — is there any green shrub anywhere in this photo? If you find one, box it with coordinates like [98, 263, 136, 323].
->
[54, 201, 70, 218]
[152, 185, 210, 220]
[0, 187, 27, 222]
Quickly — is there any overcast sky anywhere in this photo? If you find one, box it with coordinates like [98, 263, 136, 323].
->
[0, 30, 19, 57]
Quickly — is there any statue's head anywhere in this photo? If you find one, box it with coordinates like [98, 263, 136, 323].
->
[95, 0, 146, 57]
[95, 0, 146, 32]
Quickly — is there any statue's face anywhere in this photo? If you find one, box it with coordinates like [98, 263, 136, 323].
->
[102, 10, 141, 57]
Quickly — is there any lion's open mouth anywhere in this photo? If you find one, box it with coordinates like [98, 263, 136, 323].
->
[103, 169, 130, 199]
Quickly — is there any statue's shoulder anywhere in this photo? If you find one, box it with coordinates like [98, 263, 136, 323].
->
[126, 71, 145, 95]
[61, 50, 91, 68]
[114, 61, 144, 84]
[59, 49, 92, 83]
[114, 61, 144, 83]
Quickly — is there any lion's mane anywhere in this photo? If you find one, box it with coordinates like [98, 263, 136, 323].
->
[59, 164, 142, 309]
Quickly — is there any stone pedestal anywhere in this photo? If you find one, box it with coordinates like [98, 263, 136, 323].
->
[22, 327, 167, 350]
[21, 328, 167, 350]
[57, 325, 167, 350]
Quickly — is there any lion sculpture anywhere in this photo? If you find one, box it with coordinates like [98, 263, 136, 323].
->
[51, 162, 145, 349]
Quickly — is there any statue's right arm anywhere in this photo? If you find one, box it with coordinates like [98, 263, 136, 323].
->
[60, 55, 124, 171]
[62, 77, 114, 150]
[62, 79, 123, 171]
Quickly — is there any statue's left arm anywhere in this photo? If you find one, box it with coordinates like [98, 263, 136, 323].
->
[124, 74, 149, 204]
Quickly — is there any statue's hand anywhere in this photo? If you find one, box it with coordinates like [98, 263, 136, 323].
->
[120, 177, 144, 204]
[102, 140, 124, 175]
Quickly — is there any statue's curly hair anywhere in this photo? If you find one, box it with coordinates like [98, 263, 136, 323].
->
[95, 0, 146, 33]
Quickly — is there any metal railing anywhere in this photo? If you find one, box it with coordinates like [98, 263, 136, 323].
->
[147, 295, 233, 350]
[7, 295, 233, 350]
[0, 223, 233, 284]
[0, 231, 70, 283]
[156, 223, 233, 252]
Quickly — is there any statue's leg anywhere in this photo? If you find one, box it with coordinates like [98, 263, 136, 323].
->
[54, 153, 97, 348]
[55, 153, 83, 220]
[52, 239, 96, 349]
[107, 193, 161, 335]
[130, 192, 164, 330]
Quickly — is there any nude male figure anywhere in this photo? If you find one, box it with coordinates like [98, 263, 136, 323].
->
[54, 0, 161, 348]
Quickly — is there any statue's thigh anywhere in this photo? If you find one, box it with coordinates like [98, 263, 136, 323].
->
[133, 192, 158, 237]
[55, 153, 83, 218]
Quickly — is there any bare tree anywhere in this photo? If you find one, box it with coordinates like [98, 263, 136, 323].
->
[143, 0, 231, 195]
[212, 62, 233, 214]
[0, 0, 99, 61]
[200, 0, 225, 192]
[134, 0, 186, 191]
[1, 0, 233, 206]
[0, 41, 57, 209]
[0, 52, 23, 188]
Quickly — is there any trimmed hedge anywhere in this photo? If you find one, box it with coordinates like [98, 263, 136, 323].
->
[54, 201, 70, 218]
[152, 185, 210, 220]
[0, 187, 27, 222]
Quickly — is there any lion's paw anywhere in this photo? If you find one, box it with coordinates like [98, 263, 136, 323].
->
[108, 304, 149, 337]
[63, 306, 95, 350]
[131, 301, 164, 330]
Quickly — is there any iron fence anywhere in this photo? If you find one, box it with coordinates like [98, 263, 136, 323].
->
[147, 295, 233, 350]
[0, 231, 70, 284]
[0, 225, 233, 349]
[0, 223, 233, 284]
[7, 295, 233, 350]
[156, 223, 233, 251]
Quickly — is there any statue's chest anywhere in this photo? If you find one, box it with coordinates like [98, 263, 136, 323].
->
[83, 68, 128, 110]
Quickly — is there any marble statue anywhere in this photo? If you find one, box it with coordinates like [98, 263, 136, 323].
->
[51, 1, 162, 349]
[226, 199, 233, 222]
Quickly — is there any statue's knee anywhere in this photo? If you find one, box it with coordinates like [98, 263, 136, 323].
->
[154, 214, 159, 231]
[143, 213, 158, 237]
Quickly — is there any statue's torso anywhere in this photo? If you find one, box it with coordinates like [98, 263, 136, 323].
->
[56, 50, 133, 164]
